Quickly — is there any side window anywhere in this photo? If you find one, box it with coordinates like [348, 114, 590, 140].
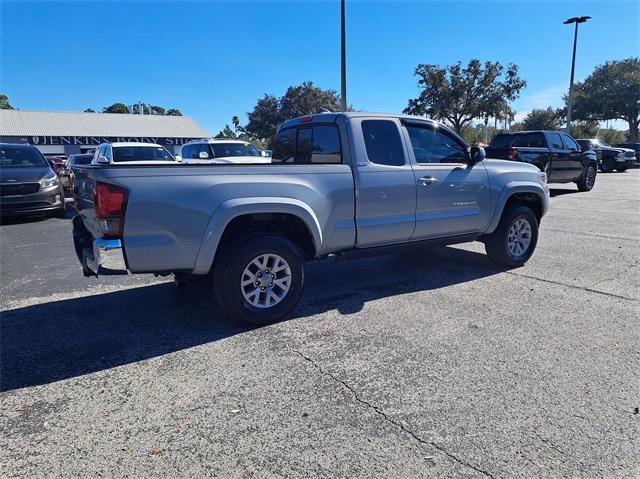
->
[561, 134, 579, 151]
[199, 144, 210, 158]
[94, 146, 103, 160]
[406, 126, 467, 164]
[181, 144, 197, 159]
[547, 133, 563, 150]
[361, 120, 405, 166]
[272, 128, 296, 163]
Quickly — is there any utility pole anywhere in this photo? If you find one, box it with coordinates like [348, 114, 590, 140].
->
[340, 0, 347, 112]
[564, 16, 590, 134]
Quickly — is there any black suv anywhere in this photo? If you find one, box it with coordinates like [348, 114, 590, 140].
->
[576, 139, 636, 172]
[485, 130, 598, 191]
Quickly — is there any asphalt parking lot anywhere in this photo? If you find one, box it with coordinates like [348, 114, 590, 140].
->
[1, 170, 639, 478]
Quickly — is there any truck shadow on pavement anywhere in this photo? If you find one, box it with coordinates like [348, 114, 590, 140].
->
[1, 247, 500, 392]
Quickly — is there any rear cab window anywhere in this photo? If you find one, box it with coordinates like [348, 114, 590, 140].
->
[511, 133, 547, 148]
[272, 124, 342, 164]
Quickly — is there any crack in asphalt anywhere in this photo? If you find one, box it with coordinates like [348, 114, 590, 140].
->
[504, 271, 637, 301]
[292, 349, 497, 479]
[542, 227, 640, 242]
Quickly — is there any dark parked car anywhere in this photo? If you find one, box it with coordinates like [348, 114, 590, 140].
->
[0, 143, 65, 217]
[613, 142, 640, 165]
[576, 139, 636, 173]
[485, 130, 598, 191]
[60, 153, 93, 189]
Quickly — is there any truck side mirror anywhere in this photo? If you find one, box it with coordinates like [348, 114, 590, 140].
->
[469, 146, 486, 164]
[175, 155, 182, 162]
[198, 151, 210, 159]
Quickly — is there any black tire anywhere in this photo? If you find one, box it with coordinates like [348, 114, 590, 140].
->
[212, 235, 305, 325]
[600, 162, 612, 173]
[576, 165, 597, 192]
[484, 205, 539, 268]
[615, 167, 628, 173]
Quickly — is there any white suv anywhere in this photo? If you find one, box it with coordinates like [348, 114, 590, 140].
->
[179, 139, 270, 164]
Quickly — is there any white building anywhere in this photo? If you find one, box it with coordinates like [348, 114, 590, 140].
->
[0, 110, 209, 156]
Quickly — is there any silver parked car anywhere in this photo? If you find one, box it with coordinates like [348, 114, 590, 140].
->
[0, 143, 65, 218]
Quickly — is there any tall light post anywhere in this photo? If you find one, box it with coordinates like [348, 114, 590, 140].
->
[564, 15, 590, 134]
[340, 0, 347, 112]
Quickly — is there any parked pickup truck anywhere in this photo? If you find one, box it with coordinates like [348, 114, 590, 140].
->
[72, 112, 549, 325]
[485, 130, 598, 191]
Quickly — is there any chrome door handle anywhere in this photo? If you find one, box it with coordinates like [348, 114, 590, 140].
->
[418, 176, 438, 186]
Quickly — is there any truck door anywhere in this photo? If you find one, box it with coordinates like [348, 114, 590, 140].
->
[352, 118, 417, 247]
[559, 133, 586, 181]
[546, 132, 575, 181]
[400, 119, 491, 240]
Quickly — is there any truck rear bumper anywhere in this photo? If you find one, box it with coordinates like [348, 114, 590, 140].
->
[73, 215, 128, 276]
[84, 238, 128, 275]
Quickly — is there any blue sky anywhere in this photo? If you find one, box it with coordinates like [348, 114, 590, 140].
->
[1, 0, 638, 134]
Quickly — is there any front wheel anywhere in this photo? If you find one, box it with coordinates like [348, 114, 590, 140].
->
[484, 206, 539, 268]
[213, 235, 305, 325]
[576, 165, 597, 191]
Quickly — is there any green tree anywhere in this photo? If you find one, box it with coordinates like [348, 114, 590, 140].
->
[165, 108, 182, 116]
[0, 93, 14, 109]
[102, 103, 129, 114]
[571, 58, 640, 141]
[84, 108, 96, 113]
[244, 82, 342, 145]
[404, 59, 526, 134]
[597, 128, 626, 145]
[522, 107, 564, 130]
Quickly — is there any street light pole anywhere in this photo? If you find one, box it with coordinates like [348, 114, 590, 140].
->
[564, 16, 590, 134]
[340, 0, 347, 112]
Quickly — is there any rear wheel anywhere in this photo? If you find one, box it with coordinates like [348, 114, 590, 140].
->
[576, 165, 597, 191]
[484, 206, 538, 268]
[212, 235, 305, 325]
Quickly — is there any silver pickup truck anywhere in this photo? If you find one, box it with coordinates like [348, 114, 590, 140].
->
[72, 112, 550, 324]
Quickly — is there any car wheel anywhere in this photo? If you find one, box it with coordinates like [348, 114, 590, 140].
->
[576, 165, 597, 192]
[484, 205, 538, 268]
[212, 235, 305, 325]
[615, 167, 628, 172]
[600, 162, 612, 173]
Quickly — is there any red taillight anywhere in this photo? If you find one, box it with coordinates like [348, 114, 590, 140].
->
[94, 182, 128, 237]
[299, 115, 313, 123]
[507, 147, 518, 160]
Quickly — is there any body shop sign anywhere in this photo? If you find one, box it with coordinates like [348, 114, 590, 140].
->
[10, 136, 202, 146]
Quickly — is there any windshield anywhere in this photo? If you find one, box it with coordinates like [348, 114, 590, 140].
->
[0, 145, 47, 167]
[211, 142, 260, 158]
[113, 146, 174, 162]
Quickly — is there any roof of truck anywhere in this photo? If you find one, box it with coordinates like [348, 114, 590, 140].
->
[280, 112, 439, 130]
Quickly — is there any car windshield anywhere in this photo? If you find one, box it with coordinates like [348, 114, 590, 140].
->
[211, 142, 260, 158]
[71, 155, 93, 165]
[0, 145, 47, 167]
[113, 146, 174, 162]
[594, 139, 611, 148]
